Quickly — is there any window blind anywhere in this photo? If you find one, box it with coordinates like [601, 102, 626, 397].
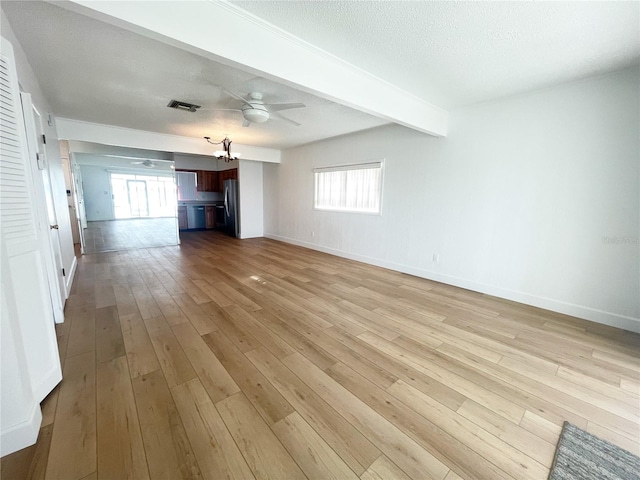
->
[314, 162, 382, 214]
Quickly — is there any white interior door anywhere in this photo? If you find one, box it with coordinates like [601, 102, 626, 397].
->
[1, 36, 62, 455]
[21, 93, 66, 323]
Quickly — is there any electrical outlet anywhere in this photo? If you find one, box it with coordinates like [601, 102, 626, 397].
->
[432, 253, 440, 263]
[311, 231, 315, 237]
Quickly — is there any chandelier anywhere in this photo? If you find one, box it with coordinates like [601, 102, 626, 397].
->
[204, 136, 240, 162]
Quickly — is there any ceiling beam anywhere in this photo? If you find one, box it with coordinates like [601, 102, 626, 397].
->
[59, 0, 449, 137]
[56, 118, 281, 163]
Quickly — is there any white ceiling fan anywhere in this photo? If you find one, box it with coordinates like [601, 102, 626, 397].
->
[213, 91, 306, 127]
[130, 159, 157, 168]
[98, 154, 173, 169]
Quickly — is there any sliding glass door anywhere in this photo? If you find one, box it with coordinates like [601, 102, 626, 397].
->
[127, 180, 149, 217]
[110, 173, 176, 219]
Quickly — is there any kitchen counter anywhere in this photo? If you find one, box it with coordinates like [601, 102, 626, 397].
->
[178, 202, 225, 230]
[178, 200, 224, 206]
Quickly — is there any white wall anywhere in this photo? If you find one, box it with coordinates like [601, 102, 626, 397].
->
[263, 162, 280, 238]
[264, 67, 640, 332]
[239, 160, 264, 239]
[218, 158, 240, 171]
[79, 165, 114, 221]
[174, 153, 218, 171]
[145, 152, 239, 171]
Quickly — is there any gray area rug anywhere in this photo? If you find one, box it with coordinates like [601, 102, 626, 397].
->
[549, 422, 640, 480]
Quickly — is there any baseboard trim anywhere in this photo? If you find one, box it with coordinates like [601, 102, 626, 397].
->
[32, 364, 62, 404]
[0, 402, 42, 457]
[265, 233, 640, 334]
[65, 255, 77, 299]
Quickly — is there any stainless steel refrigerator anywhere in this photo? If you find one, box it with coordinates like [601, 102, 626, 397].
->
[223, 179, 239, 237]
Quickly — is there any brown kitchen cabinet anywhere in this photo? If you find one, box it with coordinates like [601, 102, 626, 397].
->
[196, 170, 218, 192]
[205, 206, 215, 229]
[217, 168, 238, 192]
[177, 206, 188, 230]
[176, 168, 231, 193]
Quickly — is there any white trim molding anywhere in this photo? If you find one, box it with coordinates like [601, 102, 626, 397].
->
[55, 118, 281, 163]
[64, 255, 78, 300]
[0, 398, 42, 458]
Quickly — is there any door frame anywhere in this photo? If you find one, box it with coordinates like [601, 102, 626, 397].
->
[71, 154, 87, 253]
[20, 93, 66, 323]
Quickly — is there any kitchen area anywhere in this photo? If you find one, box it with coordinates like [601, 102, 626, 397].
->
[67, 143, 266, 255]
[174, 152, 266, 241]
[176, 165, 239, 237]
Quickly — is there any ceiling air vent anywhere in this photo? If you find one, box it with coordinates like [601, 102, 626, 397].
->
[167, 99, 201, 112]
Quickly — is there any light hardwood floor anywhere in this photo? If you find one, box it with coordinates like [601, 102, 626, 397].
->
[2, 230, 639, 480]
[84, 218, 179, 254]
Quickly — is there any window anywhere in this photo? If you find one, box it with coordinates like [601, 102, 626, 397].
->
[314, 162, 383, 214]
[110, 173, 177, 219]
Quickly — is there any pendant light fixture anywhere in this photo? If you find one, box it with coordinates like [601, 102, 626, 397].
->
[204, 136, 240, 162]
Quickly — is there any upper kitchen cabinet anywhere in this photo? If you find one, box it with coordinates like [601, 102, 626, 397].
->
[217, 168, 238, 192]
[175, 168, 235, 193]
[196, 170, 218, 192]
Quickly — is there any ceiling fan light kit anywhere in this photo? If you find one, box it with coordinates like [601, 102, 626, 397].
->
[213, 90, 305, 127]
[198, 91, 306, 162]
[241, 104, 269, 123]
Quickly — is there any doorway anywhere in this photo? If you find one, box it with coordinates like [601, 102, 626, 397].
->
[72, 151, 179, 254]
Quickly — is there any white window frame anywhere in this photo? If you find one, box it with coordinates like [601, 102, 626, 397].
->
[313, 160, 384, 215]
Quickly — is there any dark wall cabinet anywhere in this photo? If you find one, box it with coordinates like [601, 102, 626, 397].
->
[176, 168, 237, 193]
[217, 168, 238, 192]
[197, 170, 218, 192]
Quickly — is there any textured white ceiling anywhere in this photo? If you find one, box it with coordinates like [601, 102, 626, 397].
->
[1, 1, 387, 149]
[233, 1, 640, 108]
[3, 1, 638, 151]
[75, 153, 175, 173]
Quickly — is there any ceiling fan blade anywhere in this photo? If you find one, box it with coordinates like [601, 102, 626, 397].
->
[102, 154, 171, 162]
[271, 111, 301, 127]
[265, 103, 306, 112]
[222, 89, 251, 106]
[242, 119, 251, 128]
[131, 159, 156, 167]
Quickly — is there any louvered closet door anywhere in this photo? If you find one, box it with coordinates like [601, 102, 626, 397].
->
[0, 37, 61, 405]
